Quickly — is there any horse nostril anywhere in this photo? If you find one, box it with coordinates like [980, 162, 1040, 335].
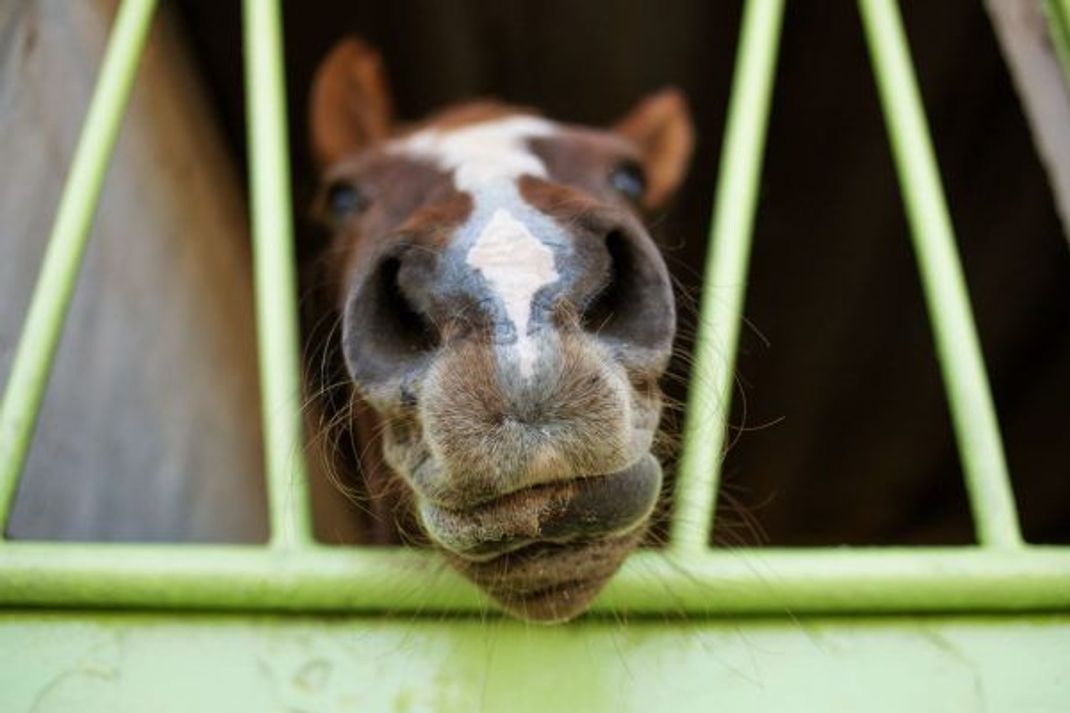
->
[342, 252, 440, 388]
[377, 256, 439, 352]
[581, 228, 674, 352]
[581, 230, 629, 334]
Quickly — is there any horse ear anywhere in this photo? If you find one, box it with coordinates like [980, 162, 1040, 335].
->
[310, 38, 393, 168]
[613, 88, 695, 210]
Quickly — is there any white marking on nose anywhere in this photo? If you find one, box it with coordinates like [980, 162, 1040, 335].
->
[389, 116, 566, 379]
[466, 208, 559, 378]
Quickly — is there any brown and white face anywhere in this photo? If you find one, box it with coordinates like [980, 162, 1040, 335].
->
[309, 39, 694, 622]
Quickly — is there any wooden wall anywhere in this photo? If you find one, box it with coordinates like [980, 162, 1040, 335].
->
[0, 0, 266, 541]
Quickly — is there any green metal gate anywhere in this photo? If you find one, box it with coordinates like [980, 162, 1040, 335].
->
[1, 0, 1069, 710]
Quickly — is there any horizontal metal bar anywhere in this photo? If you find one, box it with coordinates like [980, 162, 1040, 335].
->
[858, 0, 1024, 548]
[0, 0, 158, 535]
[670, 0, 785, 554]
[0, 544, 1067, 615]
[242, 0, 314, 548]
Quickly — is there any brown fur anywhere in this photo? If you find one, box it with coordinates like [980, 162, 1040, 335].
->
[310, 39, 393, 167]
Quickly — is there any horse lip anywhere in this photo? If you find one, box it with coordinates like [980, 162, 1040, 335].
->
[447, 532, 645, 622]
[418, 453, 662, 561]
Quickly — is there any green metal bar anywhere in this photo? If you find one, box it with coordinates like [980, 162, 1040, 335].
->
[243, 0, 314, 549]
[670, 0, 785, 553]
[0, 0, 158, 537]
[859, 0, 1024, 548]
[0, 543, 1067, 614]
[1044, 0, 1070, 86]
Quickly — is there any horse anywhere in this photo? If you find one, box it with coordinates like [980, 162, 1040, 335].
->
[303, 38, 694, 622]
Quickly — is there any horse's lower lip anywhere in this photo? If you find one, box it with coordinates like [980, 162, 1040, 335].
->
[417, 454, 662, 561]
[448, 533, 645, 622]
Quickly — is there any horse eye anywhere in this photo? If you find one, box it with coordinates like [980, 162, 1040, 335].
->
[608, 161, 647, 203]
[326, 180, 369, 218]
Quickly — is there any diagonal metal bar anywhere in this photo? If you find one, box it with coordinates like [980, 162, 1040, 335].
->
[243, 0, 315, 549]
[0, 0, 159, 537]
[670, 0, 785, 554]
[1045, 0, 1070, 85]
[858, 0, 1024, 548]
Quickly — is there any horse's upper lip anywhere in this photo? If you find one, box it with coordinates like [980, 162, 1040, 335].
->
[417, 453, 662, 561]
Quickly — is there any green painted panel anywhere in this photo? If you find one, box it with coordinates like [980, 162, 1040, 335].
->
[1, 612, 1068, 712]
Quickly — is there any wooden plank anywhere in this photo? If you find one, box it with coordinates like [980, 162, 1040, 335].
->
[0, 0, 266, 541]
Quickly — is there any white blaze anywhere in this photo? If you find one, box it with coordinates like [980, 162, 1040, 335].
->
[390, 116, 555, 191]
[466, 209, 558, 377]
[390, 116, 563, 379]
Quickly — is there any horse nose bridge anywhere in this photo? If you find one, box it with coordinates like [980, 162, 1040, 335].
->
[443, 203, 632, 330]
[387, 209, 563, 374]
[461, 205, 564, 312]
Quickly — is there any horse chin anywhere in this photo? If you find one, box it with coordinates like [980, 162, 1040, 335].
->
[443, 530, 645, 623]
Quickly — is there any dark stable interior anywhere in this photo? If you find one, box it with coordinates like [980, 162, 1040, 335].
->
[177, 0, 1070, 546]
